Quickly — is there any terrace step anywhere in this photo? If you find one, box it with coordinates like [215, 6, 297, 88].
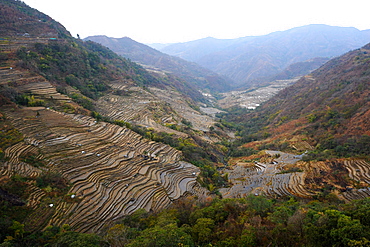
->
[1, 106, 208, 233]
[26, 184, 46, 209]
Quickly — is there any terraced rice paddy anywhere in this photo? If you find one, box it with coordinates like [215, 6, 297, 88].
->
[149, 87, 216, 132]
[0, 106, 208, 232]
[1, 37, 370, 236]
[342, 159, 370, 201]
[220, 151, 370, 201]
[217, 79, 297, 109]
[220, 157, 315, 199]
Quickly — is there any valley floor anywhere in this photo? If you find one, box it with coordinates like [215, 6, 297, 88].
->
[218, 79, 297, 109]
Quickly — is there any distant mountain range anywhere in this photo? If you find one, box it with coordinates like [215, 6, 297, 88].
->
[84, 36, 232, 92]
[155, 24, 370, 87]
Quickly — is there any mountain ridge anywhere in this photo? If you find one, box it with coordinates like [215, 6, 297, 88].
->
[85, 35, 233, 92]
[158, 24, 370, 88]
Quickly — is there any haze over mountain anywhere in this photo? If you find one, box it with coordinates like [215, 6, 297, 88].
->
[269, 57, 330, 81]
[149, 37, 249, 62]
[84, 35, 232, 92]
[158, 24, 370, 87]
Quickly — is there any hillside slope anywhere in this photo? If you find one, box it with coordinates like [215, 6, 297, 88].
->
[0, 0, 217, 236]
[0, 0, 69, 38]
[233, 42, 370, 159]
[160, 24, 370, 88]
[85, 35, 232, 92]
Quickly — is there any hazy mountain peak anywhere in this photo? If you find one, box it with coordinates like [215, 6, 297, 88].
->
[158, 24, 370, 88]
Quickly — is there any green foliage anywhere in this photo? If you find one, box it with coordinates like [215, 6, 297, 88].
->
[239, 228, 257, 246]
[15, 94, 45, 107]
[9, 221, 24, 239]
[343, 198, 370, 227]
[0, 179, 32, 243]
[2, 176, 28, 199]
[70, 93, 95, 111]
[90, 111, 111, 122]
[113, 120, 132, 129]
[245, 194, 274, 217]
[214, 118, 238, 132]
[181, 118, 193, 127]
[268, 198, 298, 225]
[121, 209, 149, 230]
[306, 113, 317, 123]
[304, 209, 369, 247]
[1, 192, 370, 246]
[20, 154, 45, 168]
[16, 41, 112, 99]
[0, 221, 106, 246]
[126, 223, 194, 247]
[191, 218, 214, 245]
[0, 117, 23, 160]
[258, 141, 291, 152]
[0, 52, 8, 66]
[303, 135, 370, 161]
[35, 171, 69, 195]
[52, 231, 104, 247]
[104, 224, 133, 247]
[99, 196, 370, 246]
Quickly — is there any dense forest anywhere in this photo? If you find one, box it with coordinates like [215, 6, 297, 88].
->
[2, 195, 370, 246]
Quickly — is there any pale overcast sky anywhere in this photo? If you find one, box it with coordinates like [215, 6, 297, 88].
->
[22, 0, 370, 44]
